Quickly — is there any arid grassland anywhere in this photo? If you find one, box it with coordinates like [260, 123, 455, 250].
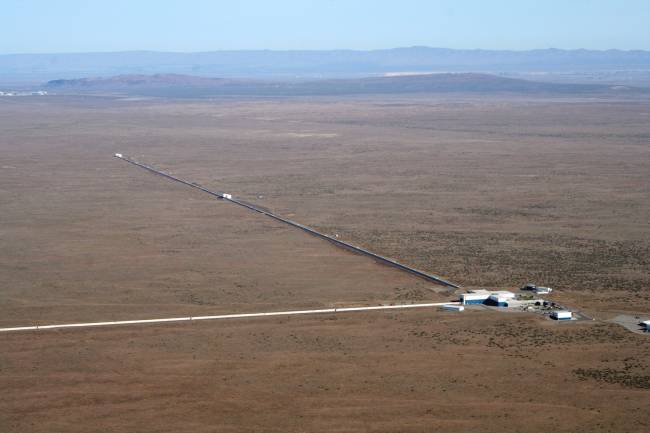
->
[1, 94, 648, 432]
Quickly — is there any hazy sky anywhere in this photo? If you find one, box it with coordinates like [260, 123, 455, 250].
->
[2, 0, 649, 54]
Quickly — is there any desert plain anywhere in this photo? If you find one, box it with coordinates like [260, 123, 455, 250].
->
[1, 93, 649, 432]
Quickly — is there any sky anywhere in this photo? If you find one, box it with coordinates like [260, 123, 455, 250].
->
[2, 0, 649, 54]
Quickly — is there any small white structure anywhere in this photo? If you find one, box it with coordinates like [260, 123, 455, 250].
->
[222, 193, 232, 199]
[641, 320, 650, 332]
[551, 310, 572, 321]
[534, 286, 553, 294]
[114, 153, 123, 158]
[441, 304, 464, 312]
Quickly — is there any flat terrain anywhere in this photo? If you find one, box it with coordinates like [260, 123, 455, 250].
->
[1, 94, 649, 432]
[2, 311, 649, 433]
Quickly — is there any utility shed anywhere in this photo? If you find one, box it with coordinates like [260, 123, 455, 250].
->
[551, 310, 572, 321]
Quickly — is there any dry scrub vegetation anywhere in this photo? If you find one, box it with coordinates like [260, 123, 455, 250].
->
[1, 94, 649, 432]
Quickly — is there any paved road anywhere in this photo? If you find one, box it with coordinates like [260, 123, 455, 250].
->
[609, 314, 650, 335]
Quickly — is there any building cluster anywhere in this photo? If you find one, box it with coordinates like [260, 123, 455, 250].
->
[458, 287, 573, 320]
[0, 90, 48, 96]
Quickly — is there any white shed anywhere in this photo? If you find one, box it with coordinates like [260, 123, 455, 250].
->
[551, 310, 572, 321]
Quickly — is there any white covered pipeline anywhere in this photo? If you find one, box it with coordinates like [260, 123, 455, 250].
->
[0, 302, 459, 333]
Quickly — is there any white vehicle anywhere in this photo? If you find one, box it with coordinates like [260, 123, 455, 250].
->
[114, 153, 123, 158]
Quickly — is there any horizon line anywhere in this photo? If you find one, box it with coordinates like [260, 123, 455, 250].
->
[2, 46, 650, 57]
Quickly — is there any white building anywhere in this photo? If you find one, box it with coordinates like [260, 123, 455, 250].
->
[491, 291, 516, 299]
[551, 310, 572, 321]
[460, 290, 515, 307]
[460, 290, 491, 305]
[487, 293, 514, 307]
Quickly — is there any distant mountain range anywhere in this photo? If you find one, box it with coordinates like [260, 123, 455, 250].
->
[2, 47, 650, 84]
[44, 73, 636, 97]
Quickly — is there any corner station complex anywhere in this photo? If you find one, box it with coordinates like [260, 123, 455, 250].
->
[459, 289, 573, 320]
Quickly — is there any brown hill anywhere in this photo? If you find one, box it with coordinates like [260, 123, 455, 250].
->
[44, 72, 634, 97]
[46, 73, 231, 87]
